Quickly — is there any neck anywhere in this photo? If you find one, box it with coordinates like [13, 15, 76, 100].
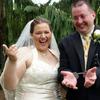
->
[37, 50, 49, 56]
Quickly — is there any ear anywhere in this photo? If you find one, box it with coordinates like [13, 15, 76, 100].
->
[92, 11, 96, 19]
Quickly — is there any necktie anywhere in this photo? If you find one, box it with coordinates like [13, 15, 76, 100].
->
[82, 35, 91, 69]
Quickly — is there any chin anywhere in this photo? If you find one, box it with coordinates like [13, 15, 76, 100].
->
[78, 29, 87, 34]
[39, 48, 48, 52]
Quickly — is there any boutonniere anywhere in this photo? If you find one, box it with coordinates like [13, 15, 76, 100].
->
[93, 29, 100, 44]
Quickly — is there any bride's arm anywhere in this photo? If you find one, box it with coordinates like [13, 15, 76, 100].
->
[4, 58, 26, 90]
[2, 44, 27, 90]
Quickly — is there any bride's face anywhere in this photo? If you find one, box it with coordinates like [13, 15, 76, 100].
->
[32, 23, 52, 52]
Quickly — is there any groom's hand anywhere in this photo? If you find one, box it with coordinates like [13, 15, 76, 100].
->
[61, 71, 78, 89]
[84, 67, 97, 88]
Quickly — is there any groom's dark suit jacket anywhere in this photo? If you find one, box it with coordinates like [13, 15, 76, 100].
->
[58, 26, 100, 100]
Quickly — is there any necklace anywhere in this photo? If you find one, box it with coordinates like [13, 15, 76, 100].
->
[38, 50, 49, 56]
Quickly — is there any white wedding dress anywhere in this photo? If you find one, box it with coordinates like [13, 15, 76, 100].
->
[0, 48, 60, 100]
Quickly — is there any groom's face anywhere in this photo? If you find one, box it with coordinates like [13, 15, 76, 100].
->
[72, 3, 95, 35]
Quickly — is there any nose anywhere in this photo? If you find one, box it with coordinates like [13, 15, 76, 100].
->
[41, 33, 46, 38]
[77, 17, 83, 24]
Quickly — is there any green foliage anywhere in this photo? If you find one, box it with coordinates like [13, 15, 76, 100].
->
[4, 0, 41, 45]
[44, 6, 74, 42]
[96, 6, 100, 25]
[3, 0, 100, 45]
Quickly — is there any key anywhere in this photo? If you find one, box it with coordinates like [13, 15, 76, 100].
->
[73, 72, 86, 79]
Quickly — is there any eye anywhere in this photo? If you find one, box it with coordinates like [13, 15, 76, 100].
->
[73, 14, 87, 21]
[35, 32, 41, 35]
[44, 31, 50, 34]
[73, 16, 78, 21]
[80, 15, 86, 19]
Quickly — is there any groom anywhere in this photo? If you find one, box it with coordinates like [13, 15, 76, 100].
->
[58, 0, 100, 100]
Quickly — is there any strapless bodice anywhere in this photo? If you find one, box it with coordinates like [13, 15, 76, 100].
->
[14, 48, 60, 100]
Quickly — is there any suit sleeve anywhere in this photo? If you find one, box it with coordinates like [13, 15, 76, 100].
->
[58, 40, 71, 83]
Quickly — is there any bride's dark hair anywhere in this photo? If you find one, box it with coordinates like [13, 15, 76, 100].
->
[30, 17, 52, 35]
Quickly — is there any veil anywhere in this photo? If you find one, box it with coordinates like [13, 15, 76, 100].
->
[16, 19, 60, 56]
[16, 20, 33, 47]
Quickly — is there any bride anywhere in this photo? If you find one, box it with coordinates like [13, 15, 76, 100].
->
[0, 17, 61, 100]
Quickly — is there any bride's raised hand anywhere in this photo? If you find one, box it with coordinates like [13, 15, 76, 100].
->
[2, 44, 18, 61]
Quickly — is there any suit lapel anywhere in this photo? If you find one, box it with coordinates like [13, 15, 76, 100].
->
[87, 27, 97, 69]
[72, 33, 85, 71]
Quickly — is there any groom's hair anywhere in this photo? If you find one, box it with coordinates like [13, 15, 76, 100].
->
[71, 0, 94, 11]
